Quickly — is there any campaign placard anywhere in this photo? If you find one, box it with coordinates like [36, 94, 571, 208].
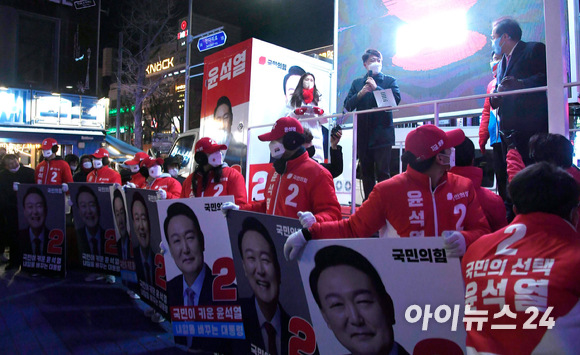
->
[125, 188, 168, 318]
[110, 185, 138, 290]
[158, 196, 237, 354]
[69, 183, 120, 275]
[227, 210, 319, 355]
[17, 184, 66, 276]
[297, 238, 467, 355]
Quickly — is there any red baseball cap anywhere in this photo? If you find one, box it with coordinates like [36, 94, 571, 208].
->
[91, 148, 110, 159]
[142, 157, 164, 169]
[258, 116, 304, 142]
[195, 137, 227, 155]
[405, 125, 465, 161]
[124, 152, 149, 166]
[41, 138, 58, 150]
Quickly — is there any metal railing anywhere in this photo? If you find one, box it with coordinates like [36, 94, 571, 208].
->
[246, 82, 580, 215]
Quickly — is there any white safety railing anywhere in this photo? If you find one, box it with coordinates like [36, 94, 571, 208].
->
[246, 82, 580, 215]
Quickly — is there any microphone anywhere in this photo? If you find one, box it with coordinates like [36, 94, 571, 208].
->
[368, 70, 373, 78]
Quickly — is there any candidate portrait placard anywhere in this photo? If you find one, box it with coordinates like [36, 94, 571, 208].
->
[125, 188, 168, 318]
[69, 183, 120, 275]
[227, 210, 319, 355]
[297, 238, 467, 355]
[110, 185, 138, 290]
[158, 196, 238, 354]
[17, 184, 66, 276]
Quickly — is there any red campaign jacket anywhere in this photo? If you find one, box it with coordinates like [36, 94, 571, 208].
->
[462, 213, 580, 355]
[450, 166, 507, 232]
[87, 166, 122, 184]
[243, 151, 341, 222]
[130, 172, 146, 187]
[35, 158, 73, 185]
[140, 174, 182, 199]
[309, 166, 491, 247]
[507, 148, 580, 186]
[180, 166, 248, 206]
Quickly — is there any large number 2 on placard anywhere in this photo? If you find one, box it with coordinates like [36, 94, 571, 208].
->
[285, 184, 299, 207]
[212, 257, 236, 301]
[454, 204, 466, 231]
[496, 224, 526, 256]
[154, 254, 167, 290]
[47, 229, 64, 255]
[104, 230, 118, 255]
[288, 317, 317, 355]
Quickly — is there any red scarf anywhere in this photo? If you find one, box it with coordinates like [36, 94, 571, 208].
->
[303, 88, 314, 104]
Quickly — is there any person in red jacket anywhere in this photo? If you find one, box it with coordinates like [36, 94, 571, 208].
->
[461, 162, 580, 354]
[139, 157, 182, 199]
[450, 137, 507, 232]
[222, 116, 341, 224]
[180, 137, 248, 206]
[124, 152, 148, 187]
[86, 148, 122, 184]
[35, 138, 73, 185]
[284, 124, 491, 260]
[506, 133, 580, 185]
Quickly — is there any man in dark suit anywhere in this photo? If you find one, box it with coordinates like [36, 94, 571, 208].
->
[309, 245, 410, 355]
[164, 202, 230, 353]
[344, 49, 401, 199]
[490, 17, 548, 166]
[75, 185, 106, 257]
[113, 189, 132, 261]
[19, 187, 50, 257]
[236, 217, 294, 355]
[131, 191, 155, 286]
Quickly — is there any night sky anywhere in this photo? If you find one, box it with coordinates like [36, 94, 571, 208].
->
[100, 0, 335, 52]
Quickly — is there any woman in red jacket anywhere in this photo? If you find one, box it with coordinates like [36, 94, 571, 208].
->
[180, 137, 248, 206]
[139, 157, 182, 199]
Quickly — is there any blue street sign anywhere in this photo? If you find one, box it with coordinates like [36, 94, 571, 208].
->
[197, 31, 227, 52]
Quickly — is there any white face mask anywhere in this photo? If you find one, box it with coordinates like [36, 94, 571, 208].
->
[43, 150, 53, 158]
[130, 165, 140, 173]
[269, 141, 285, 159]
[439, 148, 456, 169]
[168, 168, 179, 177]
[149, 165, 162, 178]
[83, 162, 93, 169]
[368, 62, 382, 74]
[92, 159, 103, 169]
[70, 165, 77, 171]
[9, 165, 20, 173]
[208, 151, 223, 167]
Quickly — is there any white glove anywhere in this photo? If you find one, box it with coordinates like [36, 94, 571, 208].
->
[125, 182, 136, 189]
[61, 183, 69, 192]
[113, 183, 121, 190]
[13, 182, 19, 191]
[297, 211, 316, 229]
[221, 202, 239, 217]
[159, 241, 167, 256]
[284, 230, 308, 261]
[443, 231, 466, 258]
[157, 188, 167, 200]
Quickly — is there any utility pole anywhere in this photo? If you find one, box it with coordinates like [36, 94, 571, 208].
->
[183, 0, 193, 132]
[96, 0, 101, 97]
[116, 32, 123, 140]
